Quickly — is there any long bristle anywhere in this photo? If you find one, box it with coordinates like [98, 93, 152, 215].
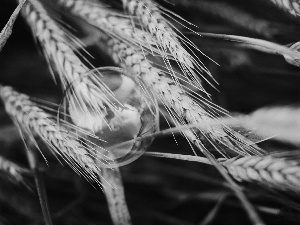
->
[121, 0, 212, 90]
[0, 84, 103, 185]
[93, 31, 264, 157]
[21, 0, 120, 126]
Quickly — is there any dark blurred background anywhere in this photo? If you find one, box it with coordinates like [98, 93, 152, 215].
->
[0, 0, 299, 224]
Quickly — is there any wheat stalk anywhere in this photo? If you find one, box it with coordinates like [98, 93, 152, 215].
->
[223, 152, 300, 194]
[20, 0, 118, 124]
[26, 143, 53, 225]
[97, 152, 132, 225]
[0, 84, 101, 185]
[269, 0, 300, 16]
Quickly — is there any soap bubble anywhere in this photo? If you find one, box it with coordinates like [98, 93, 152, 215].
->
[62, 67, 159, 168]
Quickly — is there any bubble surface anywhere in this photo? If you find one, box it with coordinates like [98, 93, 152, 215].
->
[66, 67, 159, 167]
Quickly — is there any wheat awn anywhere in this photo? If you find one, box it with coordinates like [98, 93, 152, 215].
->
[121, 0, 212, 91]
[20, 0, 119, 128]
[0, 84, 102, 185]
[95, 33, 263, 157]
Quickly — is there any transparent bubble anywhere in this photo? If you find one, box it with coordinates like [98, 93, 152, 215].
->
[64, 67, 159, 168]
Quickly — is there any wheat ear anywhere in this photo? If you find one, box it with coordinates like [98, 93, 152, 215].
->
[0, 0, 26, 52]
[20, 0, 118, 122]
[0, 85, 101, 185]
[146, 151, 300, 194]
[122, 0, 211, 91]
[96, 33, 263, 157]
[269, 0, 300, 16]
[55, 0, 209, 93]
[53, 0, 205, 90]
[223, 152, 300, 194]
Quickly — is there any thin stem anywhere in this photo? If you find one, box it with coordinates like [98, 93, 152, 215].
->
[195, 32, 300, 59]
[96, 151, 132, 225]
[201, 149, 265, 225]
[147, 149, 265, 224]
[105, 123, 220, 150]
[26, 147, 53, 225]
[146, 152, 213, 165]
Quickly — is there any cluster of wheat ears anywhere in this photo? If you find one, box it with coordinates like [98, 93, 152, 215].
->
[0, 0, 299, 225]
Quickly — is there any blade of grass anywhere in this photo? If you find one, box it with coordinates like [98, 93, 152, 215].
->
[198, 194, 228, 225]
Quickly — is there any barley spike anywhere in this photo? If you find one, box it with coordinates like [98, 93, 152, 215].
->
[20, 0, 118, 123]
[97, 33, 263, 157]
[223, 152, 300, 194]
[0, 84, 101, 185]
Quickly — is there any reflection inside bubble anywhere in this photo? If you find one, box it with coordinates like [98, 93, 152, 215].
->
[67, 68, 159, 167]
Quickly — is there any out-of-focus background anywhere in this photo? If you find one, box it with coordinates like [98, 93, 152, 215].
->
[0, 0, 299, 224]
